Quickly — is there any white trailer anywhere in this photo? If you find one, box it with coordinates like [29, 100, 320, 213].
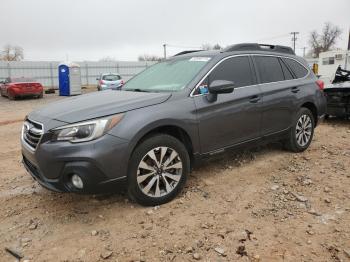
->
[318, 50, 350, 84]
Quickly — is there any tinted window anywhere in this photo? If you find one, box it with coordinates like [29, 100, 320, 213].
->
[102, 74, 121, 81]
[209, 56, 254, 88]
[284, 58, 308, 78]
[279, 59, 294, 80]
[255, 56, 284, 83]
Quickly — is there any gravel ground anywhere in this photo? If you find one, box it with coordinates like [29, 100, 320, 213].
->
[0, 90, 349, 262]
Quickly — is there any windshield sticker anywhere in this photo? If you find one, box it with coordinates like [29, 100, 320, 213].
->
[189, 57, 211, 62]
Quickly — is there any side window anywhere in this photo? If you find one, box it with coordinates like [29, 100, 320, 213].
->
[254, 56, 284, 83]
[283, 58, 308, 78]
[279, 59, 294, 80]
[209, 56, 254, 88]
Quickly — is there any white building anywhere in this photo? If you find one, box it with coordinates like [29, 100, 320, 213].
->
[318, 50, 350, 84]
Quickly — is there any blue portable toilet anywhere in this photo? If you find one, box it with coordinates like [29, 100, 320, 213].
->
[58, 62, 82, 96]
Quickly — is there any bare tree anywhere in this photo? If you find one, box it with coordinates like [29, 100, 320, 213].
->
[212, 44, 222, 50]
[138, 54, 162, 62]
[0, 45, 24, 61]
[309, 22, 342, 57]
[202, 43, 222, 51]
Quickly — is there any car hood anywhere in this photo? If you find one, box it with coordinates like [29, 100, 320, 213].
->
[30, 90, 171, 124]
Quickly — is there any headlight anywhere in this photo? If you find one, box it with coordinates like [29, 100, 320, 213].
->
[51, 114, 123, 143]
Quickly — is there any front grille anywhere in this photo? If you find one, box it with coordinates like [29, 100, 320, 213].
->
[22, 119, 44, 150]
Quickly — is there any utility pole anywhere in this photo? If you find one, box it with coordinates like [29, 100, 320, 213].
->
[290, 32, 299, 53]
[163, 44, 167, 60]
[302, 47, 306, 57]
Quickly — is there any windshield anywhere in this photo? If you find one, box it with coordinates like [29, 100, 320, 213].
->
[123, 57, 211, 92]
[102, 74, 121, 81]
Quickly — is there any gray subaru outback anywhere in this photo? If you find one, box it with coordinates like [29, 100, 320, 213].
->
[21, 43, 326, 206]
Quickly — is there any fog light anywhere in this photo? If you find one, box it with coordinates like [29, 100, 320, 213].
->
[71, 174, 84, 189]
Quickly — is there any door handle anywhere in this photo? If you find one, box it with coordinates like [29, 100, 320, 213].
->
[249, 95, 261, 103]
[291, 86, 300, 93]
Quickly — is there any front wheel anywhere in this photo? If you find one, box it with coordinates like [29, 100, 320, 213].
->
[285, 108, 315, 152]
[8, 92, 15, 100]
[127, 134, 190, 206]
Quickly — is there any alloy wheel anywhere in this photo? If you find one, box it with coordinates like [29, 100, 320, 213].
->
[295, 114, 312, 147]
[136, 147, 183, 198]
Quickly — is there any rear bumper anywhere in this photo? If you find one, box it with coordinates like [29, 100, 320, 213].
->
[326, 104, 350, 117]
[99, 85, 122, 91]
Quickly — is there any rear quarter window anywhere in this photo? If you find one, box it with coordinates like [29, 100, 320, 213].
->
[283, 58, 309, 79]
[279, 59, 294, 80]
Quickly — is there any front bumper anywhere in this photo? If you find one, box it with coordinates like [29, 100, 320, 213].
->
[22, 133, 130, 193]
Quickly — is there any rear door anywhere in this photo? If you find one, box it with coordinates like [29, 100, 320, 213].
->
[253, 55, 296, 136]
[193, 55, 262, 153]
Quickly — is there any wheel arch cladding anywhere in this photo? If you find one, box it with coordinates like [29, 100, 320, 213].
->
[131, 125, 194, 168]
[301, 102, 318, 126]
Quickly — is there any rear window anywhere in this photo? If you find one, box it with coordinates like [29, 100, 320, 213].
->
[102, 74, 121, 81]
[255, 56, 284, 83]
[283, 58, 308, 78]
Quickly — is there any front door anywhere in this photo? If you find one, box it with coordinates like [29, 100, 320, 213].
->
[193, 56, 263, 153]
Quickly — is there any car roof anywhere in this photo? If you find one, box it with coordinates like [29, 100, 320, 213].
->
[171, 43, 298, 60]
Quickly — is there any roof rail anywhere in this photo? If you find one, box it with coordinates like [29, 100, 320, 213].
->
[173, 50, 204, 56]
[223, 43, 295, 55]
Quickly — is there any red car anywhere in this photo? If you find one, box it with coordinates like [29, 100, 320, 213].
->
[0, 77, 43, 100]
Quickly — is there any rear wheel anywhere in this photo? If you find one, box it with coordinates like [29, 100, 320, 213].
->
[127, 134, 190, 206]
[285, 108, 315, 152]
[37, 92, 43, 98]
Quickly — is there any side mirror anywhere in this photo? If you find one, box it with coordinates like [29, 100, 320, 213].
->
[208, 80, 235, 94]
[206, 80, 234, 102]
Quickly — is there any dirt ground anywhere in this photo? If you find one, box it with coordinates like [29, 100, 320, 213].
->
[0, 90, 349, 262]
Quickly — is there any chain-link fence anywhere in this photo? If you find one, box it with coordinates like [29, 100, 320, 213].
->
[0, 61, 156, 88]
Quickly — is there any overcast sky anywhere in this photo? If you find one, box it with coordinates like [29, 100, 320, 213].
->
[1, 0, 349, 61]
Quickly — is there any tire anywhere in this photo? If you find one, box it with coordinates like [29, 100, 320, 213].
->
[38, 92, 43, 98]
[285, 107, 315, 153]
[8, 92, 15, 100]
[127, 134, 190, 206]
